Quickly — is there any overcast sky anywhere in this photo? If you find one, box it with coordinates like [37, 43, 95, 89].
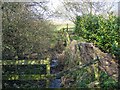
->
[49, 0, 119, 10]
[32, 0, 119, 24]
[5, 0, 119, 24]
[48, 0, 119, 24]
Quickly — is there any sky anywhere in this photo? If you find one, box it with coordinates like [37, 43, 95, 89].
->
[48, 0, 119, 24]
[49, 0, 119, 10]
[24, 0, 120, 24]
[6, 0, 119, 24]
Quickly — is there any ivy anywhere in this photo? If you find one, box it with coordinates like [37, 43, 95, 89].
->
[74, 13, 120, 59]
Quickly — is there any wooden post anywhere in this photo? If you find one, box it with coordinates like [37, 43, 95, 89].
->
[46, 58, 50, 88]
[66, 24, 71, 46]
[67, 23, 68, 32]
[63, 28, 64, 32]
[46, 58, 50, 75]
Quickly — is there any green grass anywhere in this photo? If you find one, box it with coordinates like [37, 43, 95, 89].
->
[54, 24, 75, 31]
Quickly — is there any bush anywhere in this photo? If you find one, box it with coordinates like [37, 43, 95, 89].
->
[74, 13, 120, 59]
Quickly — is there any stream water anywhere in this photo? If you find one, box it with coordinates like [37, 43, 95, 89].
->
[49, 59, 61, 88]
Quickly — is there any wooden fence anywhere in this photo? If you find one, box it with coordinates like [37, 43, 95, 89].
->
[2, 58, 52, 87]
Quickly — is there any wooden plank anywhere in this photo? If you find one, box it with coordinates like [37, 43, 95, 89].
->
[2, 58, 50, 65]
[2, 74, 55, 80]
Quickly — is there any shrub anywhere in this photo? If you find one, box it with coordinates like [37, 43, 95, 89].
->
[74, 13, 120, 59]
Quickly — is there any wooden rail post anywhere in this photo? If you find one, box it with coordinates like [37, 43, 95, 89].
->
[66, 24, 70, 46]
[46, 58, 50, 88]
[67, 23, 68, 32]
[46, 58, 50, 75]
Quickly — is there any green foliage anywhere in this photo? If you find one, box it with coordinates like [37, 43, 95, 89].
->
[71, 35, 86, 42]
[75, 68, 94, 88]
[99, 71, 118, 89]
[74, 13, 120, 59]
[62, 65, 118, 88]
[2, 2, 55, 60]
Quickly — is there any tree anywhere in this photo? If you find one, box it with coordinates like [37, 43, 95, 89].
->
[54, 0, 115, 22]
[2, 2, 55, 60]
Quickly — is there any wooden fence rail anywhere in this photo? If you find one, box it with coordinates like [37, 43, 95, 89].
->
[2, 58, 51, 87]
[2, 58, 51, 78]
